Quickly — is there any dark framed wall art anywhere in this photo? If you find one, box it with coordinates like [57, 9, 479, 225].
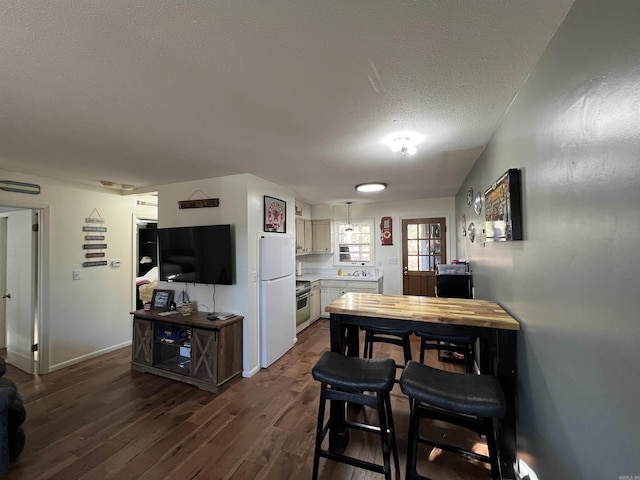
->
[484, 168, 523, 242]
[264, 196, 287, 233]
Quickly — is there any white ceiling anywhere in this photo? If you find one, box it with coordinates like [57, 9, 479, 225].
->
[0, 1, 574, 205]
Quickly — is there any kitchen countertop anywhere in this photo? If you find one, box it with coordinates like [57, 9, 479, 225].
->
[296, 273, 383, 282]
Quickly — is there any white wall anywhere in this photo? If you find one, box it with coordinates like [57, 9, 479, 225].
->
[156, 173, 295, 377]
[300, 197, 456, 294]
[0, 169, 157, 372]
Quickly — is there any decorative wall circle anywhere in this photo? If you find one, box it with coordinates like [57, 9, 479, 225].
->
[473, 192, 483, 215]
[468, 222, 476, 242]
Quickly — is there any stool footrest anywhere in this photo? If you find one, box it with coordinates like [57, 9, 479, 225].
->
[415, 403, 485, 436]
[344, 419, 383, 436]
[416, 435, 491, 464]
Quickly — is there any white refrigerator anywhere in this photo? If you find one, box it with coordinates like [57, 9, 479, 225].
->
[260, 234, 296, 368]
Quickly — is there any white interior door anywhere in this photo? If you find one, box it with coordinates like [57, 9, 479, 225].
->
[0, 218, 7, 349]
[5, 209, 35, 373]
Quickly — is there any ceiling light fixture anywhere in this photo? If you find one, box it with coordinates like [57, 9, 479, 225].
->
[356, 183, 387, 193]
[101, 180, 136, 191]
[382, 131, 425, 156]
[344, 202, 354, 232]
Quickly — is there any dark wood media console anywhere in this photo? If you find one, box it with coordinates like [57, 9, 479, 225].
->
[130, 310, 243, 392]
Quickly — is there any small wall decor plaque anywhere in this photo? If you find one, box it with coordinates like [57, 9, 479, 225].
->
[83, 260, 108, 267]
[83, 226, 107, 233]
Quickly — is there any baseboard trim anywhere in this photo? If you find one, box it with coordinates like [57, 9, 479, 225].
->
[47, 341, 132, 373]
[244, 365, 261, 378]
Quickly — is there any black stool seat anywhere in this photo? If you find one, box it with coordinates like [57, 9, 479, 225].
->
[400, 361, 506, 480]
[312, 352, 399, 480]
[312, 351, 396, 392]
[401, 361, 505, 418]
[365, 325, 411, 337]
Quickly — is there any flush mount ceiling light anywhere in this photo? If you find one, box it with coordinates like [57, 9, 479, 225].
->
[344, 202, 354, 232]
[101, 180, 135, 191]
[382, 131, 425, 156]
[356, 183, 387, 193]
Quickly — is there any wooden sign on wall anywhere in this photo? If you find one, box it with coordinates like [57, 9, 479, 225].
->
[178, 198, 220, 209]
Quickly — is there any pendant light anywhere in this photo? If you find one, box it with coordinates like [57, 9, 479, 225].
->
[344, 202, 354, 232]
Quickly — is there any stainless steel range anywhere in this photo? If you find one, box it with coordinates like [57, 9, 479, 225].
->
[295, 281, 311, 325]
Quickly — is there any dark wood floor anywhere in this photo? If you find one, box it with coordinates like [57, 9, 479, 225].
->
[3, 320, 492, 480]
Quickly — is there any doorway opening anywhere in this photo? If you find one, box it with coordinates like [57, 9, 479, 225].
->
[133, 216, 158, 311]
[0, 205, 43, 374]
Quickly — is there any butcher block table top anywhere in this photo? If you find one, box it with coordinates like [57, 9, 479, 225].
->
[325, 292, 520, 331]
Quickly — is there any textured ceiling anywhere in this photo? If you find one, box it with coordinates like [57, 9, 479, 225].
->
[0, 1, 574, 205]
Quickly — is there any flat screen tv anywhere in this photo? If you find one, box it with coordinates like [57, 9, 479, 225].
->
[158, 224, 234, 285]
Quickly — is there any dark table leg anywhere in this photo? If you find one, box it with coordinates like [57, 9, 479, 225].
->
[328, 314, 349, 452]
[495, 329, 517, 479]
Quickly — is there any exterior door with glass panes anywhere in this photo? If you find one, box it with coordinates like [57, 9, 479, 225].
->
[402, 217, 446, 297]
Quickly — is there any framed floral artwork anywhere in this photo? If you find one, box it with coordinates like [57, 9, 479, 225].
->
[264, 196, 286, 233]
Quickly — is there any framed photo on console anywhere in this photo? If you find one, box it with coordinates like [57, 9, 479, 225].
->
[151, 289, 174, 311]
[264, 196, 287, 233]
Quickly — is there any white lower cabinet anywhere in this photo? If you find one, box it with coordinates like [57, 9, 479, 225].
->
[310, 281, 321, 321]
[320, 278, 381, 318]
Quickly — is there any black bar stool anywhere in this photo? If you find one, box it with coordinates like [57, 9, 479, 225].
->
[311, 351, 399, 480]
[363, 326, 413, 369]
[415, 331, 476, 373]
[399, 360, 506, 480]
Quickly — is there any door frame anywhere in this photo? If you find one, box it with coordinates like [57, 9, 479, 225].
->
[0, 201, 48, 374]
[401, 216, 449, 297]
[132, 215, 157, 312]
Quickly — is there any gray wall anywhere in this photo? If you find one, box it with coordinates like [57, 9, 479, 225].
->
[456, 2, 640, 478]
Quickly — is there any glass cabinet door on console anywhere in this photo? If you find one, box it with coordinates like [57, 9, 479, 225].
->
[153, 322, 191, 375]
